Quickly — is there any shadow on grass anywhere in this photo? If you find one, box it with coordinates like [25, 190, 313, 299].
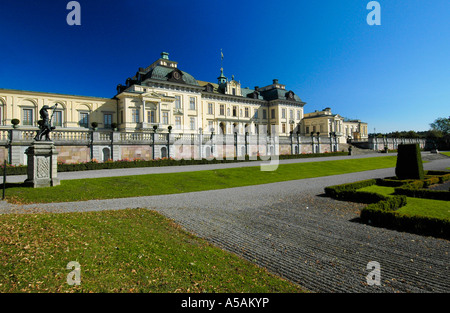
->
[0, 182, 27, 190]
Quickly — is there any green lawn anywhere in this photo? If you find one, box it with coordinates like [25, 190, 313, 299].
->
[440, 152, 450, 157]
[358, 185, 450, 220]
[0, 208, 305, 293]
[4, 156, 397, 204]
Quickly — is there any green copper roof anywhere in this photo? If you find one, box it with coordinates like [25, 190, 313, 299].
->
[144, 65, 199, 86]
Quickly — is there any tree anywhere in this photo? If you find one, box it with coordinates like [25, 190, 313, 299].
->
[406, 130, 419, 138]
[430, 117, 450, 135]
[426, 129, 443, 139]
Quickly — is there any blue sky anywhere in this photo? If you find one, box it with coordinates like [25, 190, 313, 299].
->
[0, 0, 449, 133]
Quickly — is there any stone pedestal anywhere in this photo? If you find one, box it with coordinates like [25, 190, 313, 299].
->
[24, 141, 60, 188]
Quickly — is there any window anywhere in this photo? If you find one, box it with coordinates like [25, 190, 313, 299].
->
[271, 109, 275, 119]
[52, 111, 63, 127]
[232, 88, 236, 96]
[190, 117, 195, 130]
[244, 107, 249, 118]
[147, 110, 155, 123]
[290, 110, 293, 120]
[79, 112, 89, 128]
[282, 123, 286, 133]
[162, 112, 169, 125]
[104, 113, 112, 128]
[132, 109, 140, 123]
[306, 126, 310, 134]
[208, 120, 213, 131]
[254, 109, 258, 119]
[102, 148, 111, 162]
[262, 109, 267, 119]
[208, 103, 214, 115]
[120, 110, 124, 124]
[175, 96, 182, 109]
[175, 116, 182, 130]
[282, 109, 286, 119]
[23, 108, 33, 126]
[297, 110, 301, 120]
[219, 104, 225, 115]
[232, 106, 237, 117]
[189, 97, 196, 110]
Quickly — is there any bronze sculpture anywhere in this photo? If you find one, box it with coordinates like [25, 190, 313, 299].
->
[34, 104, 58, 141]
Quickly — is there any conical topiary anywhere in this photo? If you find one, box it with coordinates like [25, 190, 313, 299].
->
[395, 144, 424, 180]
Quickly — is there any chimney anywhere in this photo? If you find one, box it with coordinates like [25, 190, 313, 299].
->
[273, 79, 279, 84]
[254, 86, 259, 91]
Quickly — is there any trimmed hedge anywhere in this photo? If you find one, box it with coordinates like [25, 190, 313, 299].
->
[1, 165, 27, 176]
[279, 151, 348, 159]
[360, 195, 407, 214]
[375, 178, 414, 187]
[333, 190, 387, 204]
[438, 173, 450, 184]
[394, 186, 450, 201]
[324, 179, 377, 199]
[361, 199, 450, 239]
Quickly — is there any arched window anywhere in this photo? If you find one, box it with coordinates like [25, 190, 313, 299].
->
[20, 99, 38, 126]
[205, 146, 211, 158]
[160, 147, 167, 158]
[50, 102, 65, 127]
[219, 122, 226, 135]
[102, 148, 111, 162]
[0, 98, 5, 125]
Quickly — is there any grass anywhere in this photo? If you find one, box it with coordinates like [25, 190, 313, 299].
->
[0, 208, 305, 293]
[358, 185, 450, 220]
[3, 156, 397, 204]
[440, 152, 450, 157]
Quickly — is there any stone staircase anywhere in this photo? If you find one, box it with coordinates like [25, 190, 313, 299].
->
[340, 143, 378, 155]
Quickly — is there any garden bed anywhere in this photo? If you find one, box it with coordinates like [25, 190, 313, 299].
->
[324, 170, 450, 239]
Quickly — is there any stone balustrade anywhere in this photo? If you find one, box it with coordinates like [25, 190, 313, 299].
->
[3, 127, 428, 165]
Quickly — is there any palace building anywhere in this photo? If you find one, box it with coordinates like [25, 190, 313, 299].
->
[0, 52, 366, 140]
[115, 52, 307, 137]
[0, 52, 370, 164]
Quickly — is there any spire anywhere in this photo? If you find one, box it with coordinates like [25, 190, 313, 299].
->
[217, 49, 227, 84]
[217, 67, 227, 84]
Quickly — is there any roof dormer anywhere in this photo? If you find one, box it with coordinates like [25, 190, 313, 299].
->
[225, 75, 241, 96]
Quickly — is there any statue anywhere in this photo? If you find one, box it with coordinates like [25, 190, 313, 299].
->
[34, 104, 58, 141]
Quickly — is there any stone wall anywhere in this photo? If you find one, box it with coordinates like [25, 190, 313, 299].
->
[120, 145, 152, 161]
[0, 128, 348, 165]
[56, 146, 90, 164]
[352, 137, 427, 151]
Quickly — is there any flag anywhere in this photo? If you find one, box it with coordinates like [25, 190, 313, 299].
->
[221, 49, 224, 60]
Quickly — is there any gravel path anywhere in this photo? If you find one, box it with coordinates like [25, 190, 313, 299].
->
[0, 154, 449, 293]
